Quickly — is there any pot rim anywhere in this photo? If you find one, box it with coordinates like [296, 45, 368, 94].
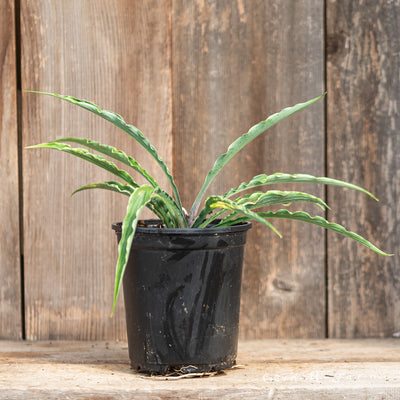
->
[112, 219, 252, 235]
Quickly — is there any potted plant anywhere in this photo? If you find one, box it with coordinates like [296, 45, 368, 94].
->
[27, 91, 391, 374]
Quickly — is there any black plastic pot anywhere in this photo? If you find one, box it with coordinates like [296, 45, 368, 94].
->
[112, 220, 251, 374]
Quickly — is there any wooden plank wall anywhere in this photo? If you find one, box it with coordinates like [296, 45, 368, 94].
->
[0, 0, 397, 339]
[0, 0, 21, 339]
[172, 0, 325, 338]
[326, 0, 400, 338]
[20, 0, 172, 339]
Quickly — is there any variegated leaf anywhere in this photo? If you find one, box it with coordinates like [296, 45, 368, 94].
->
[27, 142, 138, 187]
[224, 172, 378, 200]
[72, 181, 134, 196]
[112, 185, 155, 315]
[226, 209, 392, 256]
[190, 94, 325, 218]
[27, 91, 183, 212]
[204, 196, 281, 237]
[55, 137, 158, 187]
[235, 190, 329, 210]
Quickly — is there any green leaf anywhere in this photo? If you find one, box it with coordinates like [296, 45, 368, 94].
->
[28, 140, 185, 228]
[73, 181, 169, 224]
[189, 94, 325, 219]
[193, 208, 228, 228]
[204, 196, 282, 237]
[72, 181, 134, 196]
[235, 190, 329, 210]
[148, 196, 176, 228]
[194, 190, 328, 228]
[211, 190, 329, 227]
[153, 188, 187, 228]
[224, 172, 378, 201]
[55, 137, 159, 188]
[27, 91, 183, 210]
[56, 138, 186, 227]
[233, 209, 392, 256]
[67, 178, 173, 227]
[112, 185, 155, 315]
[27, 142, 138, 187]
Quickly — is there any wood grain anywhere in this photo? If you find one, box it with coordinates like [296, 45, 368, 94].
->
[1, 340, 400, 398]
[0, 0, 21, 339]
[12, 0, 398, 340]
[326, 0, 400, 337]
[21, 0, 172, 339]
[172, 0, 325, 338]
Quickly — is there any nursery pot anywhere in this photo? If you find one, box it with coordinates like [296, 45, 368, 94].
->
[112, 219, 252, 374]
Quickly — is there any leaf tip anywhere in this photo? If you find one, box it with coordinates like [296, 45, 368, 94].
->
[110, 298, 118, 318]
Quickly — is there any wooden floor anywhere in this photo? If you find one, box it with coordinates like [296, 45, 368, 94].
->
[1, 339, 399, 399]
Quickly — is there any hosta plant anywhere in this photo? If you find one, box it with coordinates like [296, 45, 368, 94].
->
[27, 91, 391, 313]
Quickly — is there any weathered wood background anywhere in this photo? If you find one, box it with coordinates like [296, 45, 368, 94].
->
[0, 0, 21, 339]
[0, 0, 398, 340]
[326, 0, 400, 338]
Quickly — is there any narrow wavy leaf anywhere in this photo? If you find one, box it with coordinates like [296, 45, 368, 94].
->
[72, 181, 134, 196]
[224, 172, 378, 201]
[231, 209, 392, 256]
[112, 185, 155, 315]
[195, 190, 328, 228]
[153, 188, 187, 228]
[235, 190, 329, 210]
[55, 137, 159, 188]
[27, 142, 138, 187]
[71, 181, 171, 226]
[57, 138, 186, 226]
[205, 196, 282, 237]
[149, 196, 176, 228]
[190, 94, 325, 218]
[27, 91, 183, 210]
[192, 208, 228, 228]
[212, 190, 329, 227]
